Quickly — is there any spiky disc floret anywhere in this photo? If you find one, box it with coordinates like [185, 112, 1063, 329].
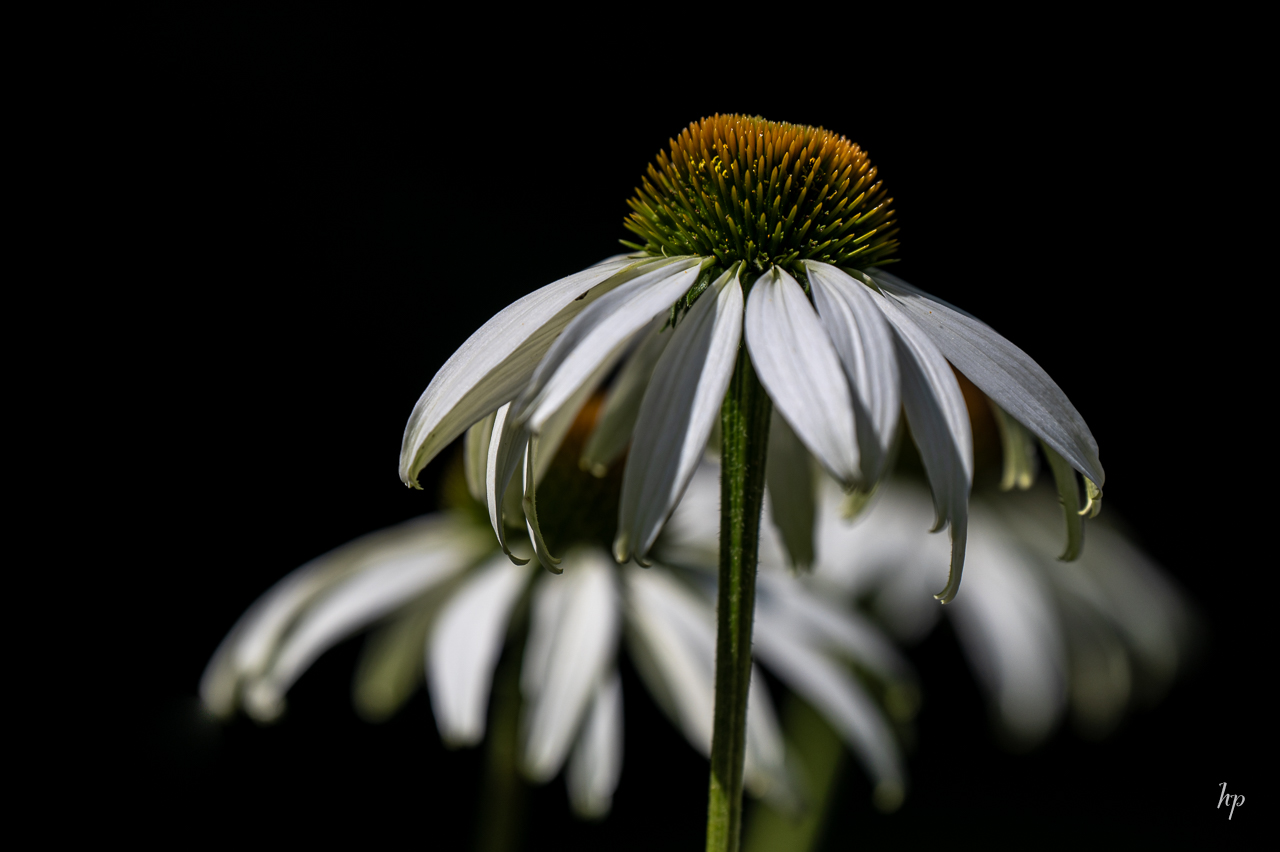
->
[623, 115, 899, 276]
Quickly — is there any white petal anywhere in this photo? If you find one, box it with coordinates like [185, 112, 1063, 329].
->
[400, 256, 649, 487]
[745, 267, 860, 488]
[485, 403, 530, 565]
[764, 410, 816, 571]
[523, 435, 561, 571]
[517, 258, 703, 433]
[650, 461, 722, 571]
[755, 572, 913, 685]
[242, 518, 493, 720]
[463, 410, 497, 504]
[566, 671, 624, 819]
[621, 566, 791, 799]
[521, 352, 624, 570]
[521, 549, 621, 781]
[947, 506, 1067, 744]
[199, 514, 483, 718]
[427, 555, 533, 745]
[752, 613, 906, 796]
[804, 261, 901, 482]
[579, 317, 673, 476]
[873, 291, 973, 604]
[867, 268, 1104, 487]
[615, 267, 743, 563]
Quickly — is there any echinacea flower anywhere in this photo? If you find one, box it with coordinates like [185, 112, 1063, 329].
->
[398, 114, 1104, 604]
[202, 424, 914, 819]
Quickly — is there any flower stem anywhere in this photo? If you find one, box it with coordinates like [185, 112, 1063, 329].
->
[706, 342, 772, 852]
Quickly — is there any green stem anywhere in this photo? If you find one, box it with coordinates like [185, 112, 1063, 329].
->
[706, 342, 772, 852]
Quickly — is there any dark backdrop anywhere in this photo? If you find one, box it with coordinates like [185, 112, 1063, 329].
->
[117, 10, 1265, 848]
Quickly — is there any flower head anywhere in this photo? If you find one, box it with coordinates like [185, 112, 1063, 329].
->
[399, 114, 1103, 602]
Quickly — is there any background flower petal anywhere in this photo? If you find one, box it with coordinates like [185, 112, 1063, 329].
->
[239, 520, 492, 720]
[566, 671, 624, 820]
[427, 555, 534, 745]
[764, 410, 816, 571]
[521, 549, 621, 781]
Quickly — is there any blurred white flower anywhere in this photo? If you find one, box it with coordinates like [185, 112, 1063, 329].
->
[701, 470, 1195, 747]
[202, 468, 913, 818]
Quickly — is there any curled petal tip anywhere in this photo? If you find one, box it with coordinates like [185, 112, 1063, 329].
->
[611, 534, 629, 565]
[1078, 478, 1103, 518]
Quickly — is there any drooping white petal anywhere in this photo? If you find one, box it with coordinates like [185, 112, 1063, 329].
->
[751, 613, 906, 803]
[485, 403, 530, 565]
[867, 268, 1104, 488]
[521, 549, 620, 781]
[1041, 439, 1084, 561]
[805, 261, 900, 483]
[464, 410, 497, 504]
[615, 267, 743, 563]
[522, 435, 561, 571]
[579, 317, 673, 476]
[427, 554, 534, 745]
[530, 352, 618, 486]
[989, 401, 1039, 491]
[873, 291, 973, 604]
[745, 267, 860, 488]
[517, 257, 703, 433]
[240, 519, 493, 721]
[566, 671, 624, 819]
[764, 409, 816, 571]
[400, 256, 653, 487]
[621, 566, 792, 800]
[199, 514, 486, 718]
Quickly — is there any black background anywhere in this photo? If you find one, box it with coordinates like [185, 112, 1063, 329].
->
[113, 9, 1266, 848]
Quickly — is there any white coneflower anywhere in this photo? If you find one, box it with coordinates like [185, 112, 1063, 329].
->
[203, 414, 913, 822]
[395, 114, 1103, 849]
[401, 114, 1100, 600]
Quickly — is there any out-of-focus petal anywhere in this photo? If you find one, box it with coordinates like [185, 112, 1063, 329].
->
[622, 565, 792, 801]
[238, 519, 493, 721]
[751, 612, 906, 808]
[764, 410, 816, 572]
[947, 507, 1068, 745]
[521, 549, 621, 781]
[199, 514, 488, 718]
[427, 554, 534, 745]
[566, 672, 624, 819]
